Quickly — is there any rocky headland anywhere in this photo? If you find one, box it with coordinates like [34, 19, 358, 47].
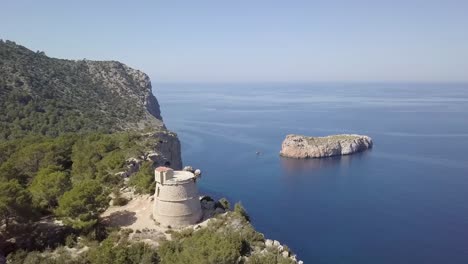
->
[280, 134, 373, 158]
[0, 40, 299, 263]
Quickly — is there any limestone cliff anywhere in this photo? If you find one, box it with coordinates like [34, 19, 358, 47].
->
[280, 134, 373, 159]
[0, 40, 182, 168]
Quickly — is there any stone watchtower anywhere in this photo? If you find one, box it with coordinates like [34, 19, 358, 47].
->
[153, 167, 202, 227]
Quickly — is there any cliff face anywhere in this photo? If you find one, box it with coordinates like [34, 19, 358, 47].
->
[0, 40, 182, 168]
[280, 134, 373, 159]
[84, 60, 164, 129]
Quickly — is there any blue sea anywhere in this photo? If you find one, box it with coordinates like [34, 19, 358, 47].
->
[155, 83, 468, 264]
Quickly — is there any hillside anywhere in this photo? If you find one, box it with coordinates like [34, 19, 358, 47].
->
[0, 40, 165, 138]
[0, 40, 181, 169]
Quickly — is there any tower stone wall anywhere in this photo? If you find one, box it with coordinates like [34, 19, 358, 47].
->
[153, 167, 202, 227]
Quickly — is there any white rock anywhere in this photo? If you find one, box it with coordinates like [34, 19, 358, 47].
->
[194, 169, 201, 176]
[115, 171, 128, 178]
[214, 207, 225, 214]
[273, 240, 281, 247]
[126, 157, 141, 164]
[183, 166, 194, 172]
[265, 239, 274, 247]
[147, 152, 159, 161]
[282, 251, 289, 258]
[290, 254, 297, 261]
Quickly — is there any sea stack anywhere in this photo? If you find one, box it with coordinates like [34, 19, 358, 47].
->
[280, 134, 373, 159]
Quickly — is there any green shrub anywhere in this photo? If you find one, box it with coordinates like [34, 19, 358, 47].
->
[55, 179, 110, 231]
[128, 161, 155, 194]
[234, 202, 250, 222]
[29, 166, 71, 211]
[112, 189, 129, 206]
[218, 197, 230, 210]
[86, 233, 159, 264]
[248, 251, 295, 264]
[0, 179, 35, 229]
[158, 228, 242, 264]
[171, 228, 194, 240]
[65, 233, 77, 248]
[113, 196, 129, 206]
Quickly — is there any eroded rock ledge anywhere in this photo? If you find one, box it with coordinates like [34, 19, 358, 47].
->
[280, 134, 373, 158]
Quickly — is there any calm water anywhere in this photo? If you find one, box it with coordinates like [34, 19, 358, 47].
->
[155, 83, 468, 264]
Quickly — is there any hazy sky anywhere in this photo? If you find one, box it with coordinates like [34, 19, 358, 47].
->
[1, 0, 468, 82]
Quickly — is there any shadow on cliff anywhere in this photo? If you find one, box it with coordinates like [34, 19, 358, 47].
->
[101, 210, 137, 227]
[280, 149, 372, 175]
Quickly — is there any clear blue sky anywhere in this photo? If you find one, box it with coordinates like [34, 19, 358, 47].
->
[1, 0, 467, 82]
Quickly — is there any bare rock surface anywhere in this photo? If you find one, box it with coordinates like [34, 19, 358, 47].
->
[280, 134, 373, 158]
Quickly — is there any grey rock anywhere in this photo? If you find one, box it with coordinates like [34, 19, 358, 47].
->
[290, 255, 297, 262]
[201, 200, 215, 210]
[214, 207, 225, 214]
[151, 131, 182, 169]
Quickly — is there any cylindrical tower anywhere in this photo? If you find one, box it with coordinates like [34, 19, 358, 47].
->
[153, 167, 202, 227]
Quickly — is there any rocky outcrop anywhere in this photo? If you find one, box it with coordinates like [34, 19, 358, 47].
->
[150, 130, 182, 169]
[85, 60, 165, 130]
[280, 134, 373, 158]
[262, 239, 302, 263]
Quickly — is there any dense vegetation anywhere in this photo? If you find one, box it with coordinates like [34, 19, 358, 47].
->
[0, 132, 158, 234]
[0, 40, 161, 140]
[7, 210, 294, 264]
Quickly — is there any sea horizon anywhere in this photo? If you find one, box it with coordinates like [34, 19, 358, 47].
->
[156, 82, 468, 263]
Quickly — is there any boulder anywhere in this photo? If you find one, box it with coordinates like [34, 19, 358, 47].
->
[115, 171, 128, 178]
[183, 166, 194, 172]
[214, 207, 225, 214]
[201, 200, 215, 210]
[147, 152, 159, 161]
[265, 239, 274, 247]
